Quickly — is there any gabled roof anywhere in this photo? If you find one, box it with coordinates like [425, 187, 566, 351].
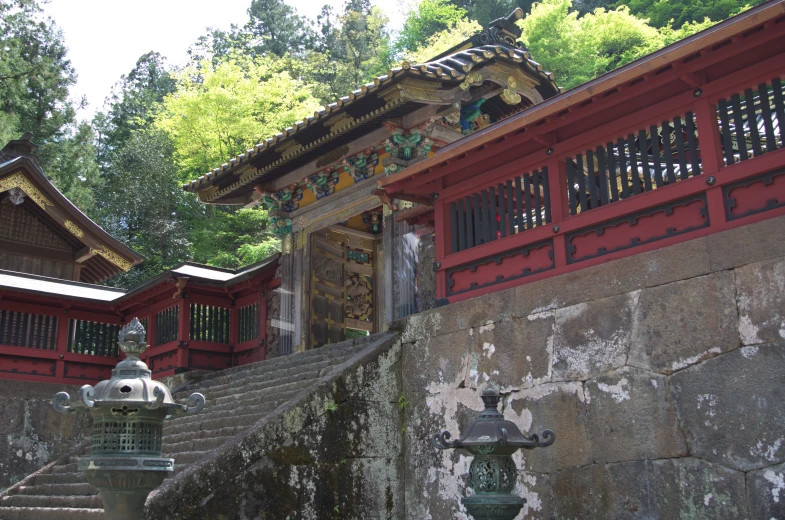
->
[0, 256, 281, 304]
[183, 9, 559, 205]
[0, 135, 144, 283]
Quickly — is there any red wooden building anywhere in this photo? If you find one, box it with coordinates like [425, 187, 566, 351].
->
[0, 135, 280, 385]
[377, 0, 785, 304]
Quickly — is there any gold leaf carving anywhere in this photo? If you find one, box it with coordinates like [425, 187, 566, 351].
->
[63, 220, 85, 238]
[90, 246, 133, 271]
[0, 172, 53, 209]
[315, 145, 350, 168]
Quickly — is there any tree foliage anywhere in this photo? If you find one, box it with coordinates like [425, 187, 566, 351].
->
[617, 0, 761, 29]
[403, 18, 482, 64]
[96, 131, 194, 288]
[397, 0, 468, 55]
[155, 56, 321, 179]
[520, 0, 713, 90]
[190, 207, 280, 268]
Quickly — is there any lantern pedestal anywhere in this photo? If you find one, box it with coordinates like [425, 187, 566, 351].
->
[53, 318, 205, 520]
[463, 494, 525, 520]
[432, 388, 554, 520]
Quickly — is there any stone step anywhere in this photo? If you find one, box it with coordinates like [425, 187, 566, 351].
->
[164, 425, 246, 445]
[14, 483, 96, 496]
[34, 473, 85, 486]
[168, 450, 210, 466]
[1, 494, 102, 509]
[164, 433, 236, 455]
[201, 360, 333, 398]
[162, 399, 281, 434]
[49, 463, 78, 474]
[207, 378, 317, 409]
[183, 339, 367, 390]
[165, 408, 271, 436]
[0, 506, 104, 519]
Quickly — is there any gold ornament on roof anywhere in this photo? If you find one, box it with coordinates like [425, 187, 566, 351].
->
[63, 220, 85, 238]
[0, 172, 53, 209]
[90, 246, 133, 271]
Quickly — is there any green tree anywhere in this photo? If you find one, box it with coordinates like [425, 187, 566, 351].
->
[155, 55, 322, 179]
[0, 0, 76, 147]
[403, 18, 482, 64]
[448, 0, 535, 26]
[616, 0, 762, 29]
[245, 0, 315, 56]
[97, 131, 195, 288]
[308, 0, 394, 100]
[397, 0, 468, 55]
[190, 207, 280, 268]
[94, 52, 176, 164]
[520, 0, 714, 90]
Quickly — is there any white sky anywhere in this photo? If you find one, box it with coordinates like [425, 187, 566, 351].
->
[43, 0, 407, 121]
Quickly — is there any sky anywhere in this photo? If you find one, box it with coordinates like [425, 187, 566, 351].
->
[43, 0, 406, 121]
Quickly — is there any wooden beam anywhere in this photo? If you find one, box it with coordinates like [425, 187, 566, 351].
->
[73, 246, 95, 263]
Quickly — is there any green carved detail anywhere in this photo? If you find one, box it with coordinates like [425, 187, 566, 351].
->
[270, 216, 293, 236]
[347, 250, 369, 263]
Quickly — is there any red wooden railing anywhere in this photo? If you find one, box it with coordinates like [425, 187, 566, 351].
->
[434, 57, 785, 302]
[0, 268, 280, 385]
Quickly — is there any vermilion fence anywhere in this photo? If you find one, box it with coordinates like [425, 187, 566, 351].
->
[0, 264, 279, 385]
[431, 25, 785, 302]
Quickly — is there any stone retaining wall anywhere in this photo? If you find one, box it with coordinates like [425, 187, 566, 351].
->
[0, 380, 91, 492]
[399, 214, 785, 519]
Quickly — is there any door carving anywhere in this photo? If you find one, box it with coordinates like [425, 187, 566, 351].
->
[310, 227, 376, 348]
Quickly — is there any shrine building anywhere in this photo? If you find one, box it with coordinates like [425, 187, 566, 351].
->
[184, 9, 561, 352]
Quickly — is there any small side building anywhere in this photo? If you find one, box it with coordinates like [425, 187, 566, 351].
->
[0, 133, 143, 283]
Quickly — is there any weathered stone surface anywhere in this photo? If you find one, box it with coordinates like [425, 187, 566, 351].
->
[554, 458, 747, 519]
[551, 292, 638, 381]
[467, 315, 553, 390]
[0, 381, 91, 492]
[515, 470, 554, 520]
[628, 271, 739, 374]
[506, 383, 592, 472]
[585, 367, 687, 463]
[196, 456, 403, 520]
[400, 288, 517, 342]
[401, 328, 471, 392]
[707, 213, 785, 271]
[735, 256, 785, 345]
[510, 237, 710, 320]
[671, 343, 785, 471]
[747, 461, 785, 519]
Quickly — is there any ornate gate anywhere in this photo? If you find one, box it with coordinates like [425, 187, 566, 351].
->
[310, 227, 376, 348]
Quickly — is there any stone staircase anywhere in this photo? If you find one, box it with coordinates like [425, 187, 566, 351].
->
[0, 336, 381, 520]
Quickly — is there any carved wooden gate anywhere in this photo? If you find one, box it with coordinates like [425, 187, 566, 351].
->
[310, 227, 376, 348]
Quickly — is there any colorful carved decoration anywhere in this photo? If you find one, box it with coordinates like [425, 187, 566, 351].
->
[343, 149, 380, 183]
[345, 273, 373, 321]
[460, 98, 491, 135]
[270, 215, 293, 236]
[306, 169, 342, 199]
[386, 126, 433, 161]
[501, 76, 522, 105]
[361, 208, 383, 234]
[261, 183, 306, 212]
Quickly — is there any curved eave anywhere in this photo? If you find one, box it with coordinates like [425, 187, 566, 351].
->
[184, 44, 559, 205]
[0, 157, 144, 279]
